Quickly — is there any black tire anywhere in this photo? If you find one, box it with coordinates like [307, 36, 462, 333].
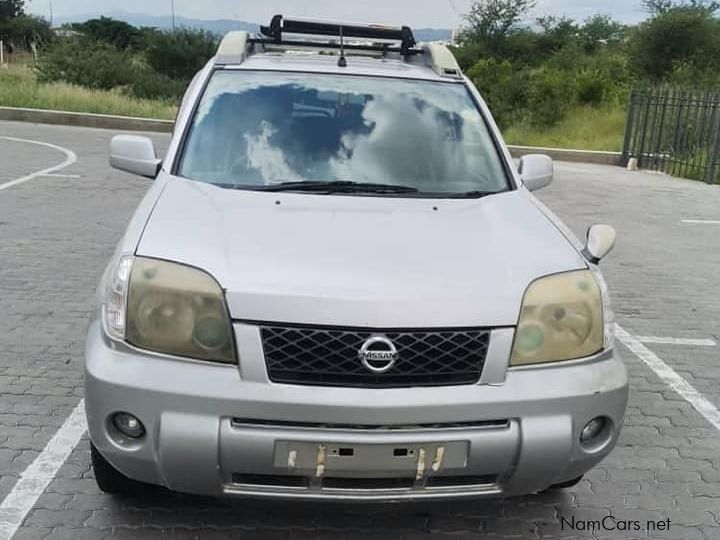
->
[546, 475, 584, 491]
[91, 442, 144, 495]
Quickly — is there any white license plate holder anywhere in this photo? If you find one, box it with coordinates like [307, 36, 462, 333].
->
[274, 440, 469, 477]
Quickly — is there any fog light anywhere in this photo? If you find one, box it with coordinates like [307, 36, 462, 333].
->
[580, 417, 606, 444]
[112, 412, 145, 439]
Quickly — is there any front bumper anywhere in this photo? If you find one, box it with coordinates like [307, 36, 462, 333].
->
[84, 321, 629, 501]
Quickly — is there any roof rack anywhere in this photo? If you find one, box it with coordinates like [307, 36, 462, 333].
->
[258, 14, 418, 56]
[214, 16, 464, 80]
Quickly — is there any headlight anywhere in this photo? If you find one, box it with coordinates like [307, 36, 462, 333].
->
[510, 270, 604, 366]
[102, 256, 236, 364]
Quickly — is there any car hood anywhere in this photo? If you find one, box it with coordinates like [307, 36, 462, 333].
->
[136, 178, 587, 328]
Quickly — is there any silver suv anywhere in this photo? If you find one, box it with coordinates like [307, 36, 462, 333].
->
[85, 15, 628, 501]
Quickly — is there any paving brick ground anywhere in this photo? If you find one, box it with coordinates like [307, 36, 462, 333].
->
[1, 121, 719, 539]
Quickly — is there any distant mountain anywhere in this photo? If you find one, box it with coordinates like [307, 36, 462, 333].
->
[54, 11, 259, 34]
[53, 11, 452, 42]
[415, 28, 453, 43]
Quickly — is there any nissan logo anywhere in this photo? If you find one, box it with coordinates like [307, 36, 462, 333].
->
[358, 336, 399, 374]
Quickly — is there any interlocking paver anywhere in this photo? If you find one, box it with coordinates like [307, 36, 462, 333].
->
[1, 121, 719, 538]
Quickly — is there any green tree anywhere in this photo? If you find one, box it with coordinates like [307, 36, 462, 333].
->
[631, 5, 720, 79]
[0, 0, 24, 21]
[71, 17, 141, 50]
[456, 0, 539, 64]
[4, 14, 52, 48]
[464, 0, 536, 40]
[643, 0, 719, 13]
[535, 16, 578, 54]
[579, 15, 625, 53]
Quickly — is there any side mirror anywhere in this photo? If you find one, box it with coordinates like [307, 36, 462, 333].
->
[110, 135, 162, 179]
[519, 154, 553, 191]
[582, 224, 617, 264]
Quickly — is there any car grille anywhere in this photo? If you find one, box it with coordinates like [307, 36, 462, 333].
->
[260, 325, 490, 388]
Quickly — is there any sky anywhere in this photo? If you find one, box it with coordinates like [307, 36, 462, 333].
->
[26, 0, 650, 28]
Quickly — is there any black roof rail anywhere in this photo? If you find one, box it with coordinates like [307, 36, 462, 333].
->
[259, 14, 418, 56]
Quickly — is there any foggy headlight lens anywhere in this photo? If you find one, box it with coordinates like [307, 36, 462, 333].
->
[511, 270, 603, 366]
[126, 258, 235, 364]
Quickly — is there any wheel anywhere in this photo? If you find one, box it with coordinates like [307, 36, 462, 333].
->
[91, 442, 144, 495]
[546, 475, 584, 491]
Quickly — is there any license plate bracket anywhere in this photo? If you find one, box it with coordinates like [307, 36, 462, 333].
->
[274, 440, 469, 478]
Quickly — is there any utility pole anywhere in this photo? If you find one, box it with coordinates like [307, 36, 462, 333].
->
[171, 0, 176, 31]
[49, 1, 54, 27]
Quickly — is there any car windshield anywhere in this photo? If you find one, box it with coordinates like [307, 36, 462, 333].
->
[177, 71, 510, 196]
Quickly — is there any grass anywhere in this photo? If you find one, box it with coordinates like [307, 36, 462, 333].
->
[503, 104, 627, 152]
[0, 64, 177, 120]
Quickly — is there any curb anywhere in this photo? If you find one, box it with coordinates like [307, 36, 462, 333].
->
[0, 107, 174, 133]
[0, 106, 623, 166]
[507, 145, 622, 166]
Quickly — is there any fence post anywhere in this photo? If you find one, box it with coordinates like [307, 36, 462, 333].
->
[621, 90, 637, 167]
[707, 113, 720, 184]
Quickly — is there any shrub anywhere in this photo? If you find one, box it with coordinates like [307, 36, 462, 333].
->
[37, 39, 136, 90]
[526, 67, 576, 126]
[127, 69, 187, 101]
[466, 57, 528, 128]
[545, 46, 634, 105]
[574, 68, 613, 106]
[144, 29, 217, 82]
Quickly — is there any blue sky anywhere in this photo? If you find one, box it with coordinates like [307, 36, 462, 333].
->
[27, 0, 649, 27]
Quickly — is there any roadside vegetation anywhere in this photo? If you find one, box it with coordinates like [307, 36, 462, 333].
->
[456, 0, 720, 150]
[1, 0, 720, 150]
[0, 64, 176, 118]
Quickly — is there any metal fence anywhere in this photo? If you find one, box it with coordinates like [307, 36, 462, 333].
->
[621, 88, 720, 184]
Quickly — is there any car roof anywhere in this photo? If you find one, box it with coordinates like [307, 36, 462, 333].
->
[221, 52, 460, 83]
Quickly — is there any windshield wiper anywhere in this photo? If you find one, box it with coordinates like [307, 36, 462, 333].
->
[250, 181, 420, 194]
[217, 182, 499, 199]
[441, 190, 499, 199]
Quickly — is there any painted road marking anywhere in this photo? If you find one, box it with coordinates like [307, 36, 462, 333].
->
[682, 219, 720, 225]
[0, 137, 77, 192]
[0, 401, 86, 540]
[616, 324, 720, 432]
[39, 173, 82, 179]
[636, 336, 717, 347]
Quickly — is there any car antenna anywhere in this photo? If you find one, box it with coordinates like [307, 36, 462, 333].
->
[338, 25, 348, 67]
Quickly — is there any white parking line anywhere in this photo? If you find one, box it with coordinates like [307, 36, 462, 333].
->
[39, 173, 82, 179]
[636, 336, 717, 347]
[616, 324, 720, 432]
[682, 219, 720, 225]
[0, 137, 77, 192]
[0, 401, 86, 540]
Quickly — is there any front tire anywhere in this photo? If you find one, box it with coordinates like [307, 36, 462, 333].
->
[91, 443, 144, 495]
